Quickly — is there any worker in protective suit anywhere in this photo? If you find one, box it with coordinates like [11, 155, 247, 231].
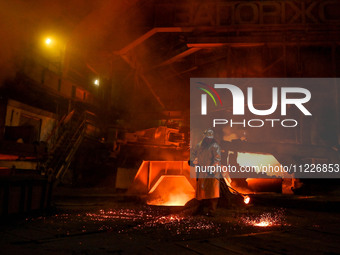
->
[191, 129, 221, 217]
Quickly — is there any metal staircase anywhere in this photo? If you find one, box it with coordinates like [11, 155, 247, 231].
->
[44, 110, 98, 184]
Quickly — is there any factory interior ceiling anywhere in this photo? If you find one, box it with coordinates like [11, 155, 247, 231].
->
[2, 0, 339, 117]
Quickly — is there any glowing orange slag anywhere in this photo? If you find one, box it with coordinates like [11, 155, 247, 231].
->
[253, 221, 272, 227]
[148, 193, 194, 206]
[242, 211, 285, 227]
[243, 196, 250, 204]
[147, 175, 195, 206]
[244, 217, 276, 227]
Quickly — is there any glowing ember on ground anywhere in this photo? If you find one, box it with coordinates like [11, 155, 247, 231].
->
[253, 221, 272, 227]
[139, 213, 220, 234]
[154, 215, 185, 224]
[29, 208, 221, 237]
[241, 210, 287, 227]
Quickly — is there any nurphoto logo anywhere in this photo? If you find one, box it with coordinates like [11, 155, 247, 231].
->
[193, 78, 315, 129]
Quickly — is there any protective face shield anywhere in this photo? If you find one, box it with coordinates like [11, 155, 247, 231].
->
[204, 129, 214, 139]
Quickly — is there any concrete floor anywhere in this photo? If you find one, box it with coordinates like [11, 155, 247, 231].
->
[1, 195, 340, 255]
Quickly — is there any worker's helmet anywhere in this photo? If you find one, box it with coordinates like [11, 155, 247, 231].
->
[204, 129, 214, 138]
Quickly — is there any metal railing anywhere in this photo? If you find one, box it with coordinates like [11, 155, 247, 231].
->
[43, 110, 95, 184]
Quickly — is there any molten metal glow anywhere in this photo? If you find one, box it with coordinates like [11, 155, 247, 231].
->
[244, 216, 276, 227]
[253, 221, 271, 227]
[237, 153, 280, 171]
[147, 175, 195, 206]
[148, 193, 194, 206]
[246, 178, 282, 193]
[242, 210, 287, 227]
[243, 196, 250, 204]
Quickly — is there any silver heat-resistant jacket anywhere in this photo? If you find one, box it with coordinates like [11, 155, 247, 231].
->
[191, 139, 221, 199]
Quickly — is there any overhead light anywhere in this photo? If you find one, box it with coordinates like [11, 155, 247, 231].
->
[45, 38, 52, 45]
[94, 79, 100, 86]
